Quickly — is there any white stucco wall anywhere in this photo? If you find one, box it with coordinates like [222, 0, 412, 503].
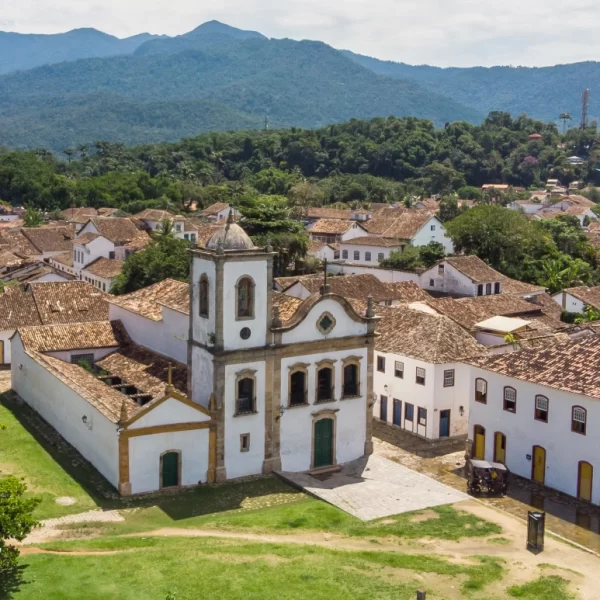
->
[279, 347, 368, 472]
[327, 262, 421, 284]
[45, 347, 117, 362]
[0, 329, 14, 364]
[339, 244, 398, 265]
[73, 235, 115, 272]
[468, 367, 600, 504]
[339, 223, 370, 241]
[81, 271, 114, 293]
[128, 428, 210, 494]
[223, 360, 266, 479]
[552, 292, 585, 314]
[108, 306, 188, 363]
[411, 217, 455, 254]
[11, 336, 119, 489]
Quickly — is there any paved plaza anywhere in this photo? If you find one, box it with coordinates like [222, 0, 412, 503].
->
[278, 454, 468, 521]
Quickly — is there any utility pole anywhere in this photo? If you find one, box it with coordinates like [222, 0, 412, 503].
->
[581, 89, 590, 130]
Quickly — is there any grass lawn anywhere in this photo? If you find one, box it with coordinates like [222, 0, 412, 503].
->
[507, 575, 575, 599]
[7, 536, 505, 600]
[0, 395, 103, 518]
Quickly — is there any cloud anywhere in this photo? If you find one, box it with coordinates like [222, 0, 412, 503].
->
[4, 0, 600, 67]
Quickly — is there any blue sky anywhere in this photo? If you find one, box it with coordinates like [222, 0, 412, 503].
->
[1, 0, 597, 68]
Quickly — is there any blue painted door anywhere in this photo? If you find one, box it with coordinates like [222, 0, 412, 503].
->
[439, 410, 450, 437]
[393, 399, 401, 426]
[380, 395, 388, 421]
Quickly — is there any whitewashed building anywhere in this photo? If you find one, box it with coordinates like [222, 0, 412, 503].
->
[198, 203, 239, 223]
[134, 209, 199, 242]
[339, 237, 404, 265]
[552, 286, 600, 315]
[307, 219, 369, 244]
[465, 335, 600, 504]
[373, 305, 485, 440]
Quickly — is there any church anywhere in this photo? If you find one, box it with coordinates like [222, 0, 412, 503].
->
[10, 218, 378, 495]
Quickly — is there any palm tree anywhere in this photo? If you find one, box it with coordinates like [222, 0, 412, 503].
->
[63, 148, 75, 166]
[559, 112, 572, 134]
[77, 144, 89, 161]
[154, 219, 175, 241]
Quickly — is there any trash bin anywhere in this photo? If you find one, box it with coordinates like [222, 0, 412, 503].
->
[527, 511, 545, 554]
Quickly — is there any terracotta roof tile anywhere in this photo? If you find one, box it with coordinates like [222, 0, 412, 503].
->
[305, 207, 352, 220]
[73, 232, 101, 246]
[0, 286, 42, 329]
[563, 285, 600, 310]
[83, 257, 124, 279]
[87, 218, 144, 245]
[383, 282, 431, 303]
[466, 335, 600, 399]
[109, 279, 189, 320]
[363, 209, 435, 239]
[0, 231, 38, 256]
[375, 305, 486, 363]
[444, 256, 502, 284]
[309, 219, 356, 235]
[61, 207, 98, 221]
[21, 227, 73, 252]
[199, 202, 230, 217]
[0, 251, 25, 270]
[134, 209, 175, 221]
[50, 252, 74, 268]
[272, 291, 303, 324]
[497, 275, 545, 296]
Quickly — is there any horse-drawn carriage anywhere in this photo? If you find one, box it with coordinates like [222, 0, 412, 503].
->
[466, 459, 509, 496]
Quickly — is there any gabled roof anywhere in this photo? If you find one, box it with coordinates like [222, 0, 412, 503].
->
[198, 202, 230, 217]
[50, 252, 74, 268]
[108, 279, 189, 321]
[83, 257, 124, 279]
[86, 218, 145, 245]
[0, 251, 25, 270]
[61, 207, 98, 221]
[340, 236, 404, 248]
[21, 227, 73, 253]
[309, 219, 359, 235]
[134, 209, 175, 221]
[272, 291, 303, 325]
[18, 320, 123, 353]
[443, 256, 502, 284]
[363, 209, 436, 239]
[305, 207, 352, 220]
[562, 285, 600, 310]
[0, 286, 42, 329]
[466, 335, 600, 399]
[383, 281, 431, 303]
[375, 305, 486, 363]
[497, 275, 545, 296]
[0, 230, 38, 256]
[73, 232, 101, 246]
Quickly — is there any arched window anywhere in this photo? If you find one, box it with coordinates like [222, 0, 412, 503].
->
[572, 406, 587, 435]
[534, 395, 549, 422]
[353, 251, 360, 261]
[475, 378, 487, 403]
[236, 276, 255, 319]
[503, 387, 517, 413]
[316, 359, 335, 403]
[199, 274, 209, 318]
[288, 363, 309, 407]
[236, 377, 255, 414]
[365, 251, 372, 262]
[342, 356, 361, 398]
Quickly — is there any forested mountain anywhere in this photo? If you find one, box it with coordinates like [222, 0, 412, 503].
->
[342, 51, 600, 125]
[0, 28, 159, 74]
[0, 39, 481, 151]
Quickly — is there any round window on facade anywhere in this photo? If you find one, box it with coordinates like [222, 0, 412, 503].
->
[240, 327, 252, 340]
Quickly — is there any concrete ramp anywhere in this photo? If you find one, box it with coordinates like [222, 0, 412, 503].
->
[278, 454, 468, 521]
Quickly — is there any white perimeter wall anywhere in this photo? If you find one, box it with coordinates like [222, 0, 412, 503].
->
[279, 347, 368, 472]
[373, 352, 469, 439]
[327, 262, 420, 284]
[11, 336, 119, 489]
[468, 367, 600, 504]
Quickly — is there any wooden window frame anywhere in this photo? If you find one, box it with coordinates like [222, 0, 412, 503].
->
[477, 284, 483, 296]
[235, 275, 255, 321]
[416, 367, 426, 386]
[503, 386, 517, 413]
[417, 407, 427, 426]
[240, 433, 250, 452]
[443, 369, 455, 387]
[341, 356, 361, 399]
[534, 395, 549, 423]
[235, 369, 257, 415]
[404, 402, 414, 422]
[71, 353, 95, 368]
[394, 361, 404, 379]
[486, 283, 492, 295]
[475, 378, 487, 404]
[376, 355, 386, 373]
[288, 362, 309, 407]
[438, 264, 445, 275]
[199, 273, 209, 318]
[365, 251, 372, 262]
[315, 359, 335, 404]
[494, 282, 501, 294]
[342, 249, 348, 259]
[572, 405, 587, 436]
[353, 250, 360, 261]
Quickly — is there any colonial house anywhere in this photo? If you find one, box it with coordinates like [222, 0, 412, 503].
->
[465, 334, 600, 504]
[306, 241, 339, 262]
[134, 209, 199, 242]
[0, 227, 73, 261]
[0, 281, 109, 366]
[339, 236, 405, 265]
[11, 221, 377, 494]
[307, 219, 369, 244]
[198, 203, 239, 223]
[81, 257, 124, 292]
[302, 207, 373, 224]
[373, 305, 485, 440]
[552, 286, 600, 315]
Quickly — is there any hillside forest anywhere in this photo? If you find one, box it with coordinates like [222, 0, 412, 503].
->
[2, 112, 600, 294]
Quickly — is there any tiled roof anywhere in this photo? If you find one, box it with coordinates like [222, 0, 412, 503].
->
[341, 236, 404, 248]
[0, 251, 25, 270]
[134, 209, 175, 221]
[97, 207, 121, 217]
[375, 305, 486, 363]
[272, 291, 303, 324]
[21, 227, 73, 252]
[466, 335, 600, 399]
[18, 320, 123, 353]
[427, 294, 563, 332]
[87, 218, 144, 244]
[109, 279, 189, 320]
[50, 252, 74, 268]
[563, 285, 600, 310]
[73, 232, 101, 246]
[61, 207, 98, 221]
[309, 219, 356, 235]
[0, 231, 38, 256]
[444, 256, 502, 283]
[497, 275, 545, 296]
[277, 273, 396, 303]
[0, 286, 42, 329]
[305, 207, 352, 220]
[199, 202, 230, 217]
[307, 240, 326, 253]
[383, 282, 431, 303]
[363, 210, 435, 239]
[29, 281, 110, 325]
[83, 257, 124, 279]
[194, 222, 224, 247]
[416, 199, 440, 211]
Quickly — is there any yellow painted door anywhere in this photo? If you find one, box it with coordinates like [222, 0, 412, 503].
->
[494, 433, 506, 464]
[532, 446, 546, 484]
[578, 462, 593, 502]
[474, 428, 485, 460]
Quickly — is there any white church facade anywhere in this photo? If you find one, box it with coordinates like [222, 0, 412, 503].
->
[11, 217, 377, 494]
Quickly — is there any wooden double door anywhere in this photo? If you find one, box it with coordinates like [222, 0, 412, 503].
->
[314, 418, 334, 468]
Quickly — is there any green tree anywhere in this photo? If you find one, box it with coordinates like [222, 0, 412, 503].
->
[111, 237, 190, 295]
[419, 241, 446, 267]
[379, 246, 422, 270]
[0, 477, 40, 575]
[438, 196, 461, 222]
[153, 219, 175, 241]
[23, 205, 43, 227]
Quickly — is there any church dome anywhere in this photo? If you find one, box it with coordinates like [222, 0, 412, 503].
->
[206, 222, 255, 251]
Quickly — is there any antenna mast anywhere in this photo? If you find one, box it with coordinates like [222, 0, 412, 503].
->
[581, 89, 590, 130]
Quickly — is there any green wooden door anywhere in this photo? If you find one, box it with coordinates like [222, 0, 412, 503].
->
[162, 452, 179, 488]
[314, 419, 333, 468]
